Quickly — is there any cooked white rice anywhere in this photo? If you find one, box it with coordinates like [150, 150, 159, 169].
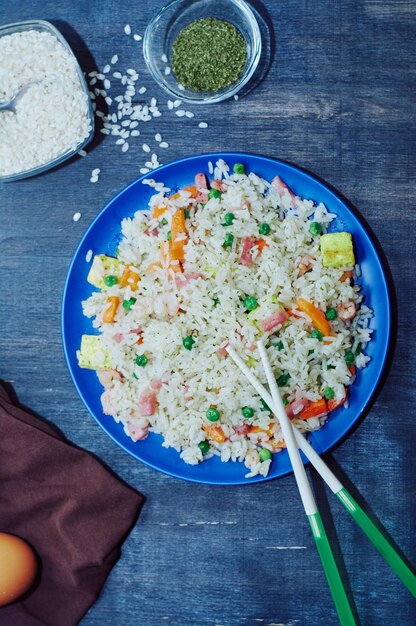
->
[81, 160, 372, 478]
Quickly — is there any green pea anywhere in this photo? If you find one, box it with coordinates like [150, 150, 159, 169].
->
[277, 373, 291, 387]
[282, 398, 289, 406]
[223, 212, 235, 226]
[161, 218, 168, 226]
[167, 230, 172, 241]
[183, 336, 195, 351]
[103, 275, 118, 287]
[233, 163, 245, 174]
[206, 407, 220, 422]
[123, 297, 137, 311]
[344, 351, 355, 366]
[243, 296, 258, 311]
[242, 406, 254, 418]
[135, 354, 148, 367]
[184, 209, 190, 219]
[326, 308, 337, 320]
[275, 340, 284, 351]
[259, 448, 272, 462]
[260, 399, 271, 412]
[223, 233, 234, 248]
[324, 387, 335, 400]
[311, 329, 323, 341]
[198, 440, 210, 454]
[208, 188, 221, 200]
[258, 223, 271, 236]
[309, 221, 323, 236]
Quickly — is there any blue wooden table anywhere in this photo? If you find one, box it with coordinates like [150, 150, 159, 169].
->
[1, 1, 415, 624]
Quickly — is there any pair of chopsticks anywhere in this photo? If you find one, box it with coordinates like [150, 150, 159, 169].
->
[226, 342, 416, 626]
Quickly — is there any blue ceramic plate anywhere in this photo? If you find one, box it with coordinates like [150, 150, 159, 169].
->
[62, 153, 391, 485]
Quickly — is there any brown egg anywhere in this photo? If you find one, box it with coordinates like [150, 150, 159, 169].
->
[0, 532, 37, 606]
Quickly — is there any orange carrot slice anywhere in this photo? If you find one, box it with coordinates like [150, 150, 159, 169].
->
[299, 398, 328, 420]
[120, 265, 140, 291]
[297, 297, 333, 337]
[203, 425, 226, 443]
[256, 238, 269, 253]
[103, 296, 120, 323]
[152, 206, 168, 219]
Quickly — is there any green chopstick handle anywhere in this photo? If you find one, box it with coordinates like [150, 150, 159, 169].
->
[308, 512, 357, 626]
[337, 487, 416, 598]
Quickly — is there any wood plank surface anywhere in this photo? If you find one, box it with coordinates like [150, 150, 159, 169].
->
[0, 1, 415, 625]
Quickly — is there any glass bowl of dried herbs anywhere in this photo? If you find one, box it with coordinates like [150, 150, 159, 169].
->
[143, 0, 262, 103]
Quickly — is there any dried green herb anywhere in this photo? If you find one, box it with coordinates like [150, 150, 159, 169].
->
[171, 18, 247, 92]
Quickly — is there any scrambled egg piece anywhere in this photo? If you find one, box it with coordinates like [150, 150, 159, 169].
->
[87, 254, 122, 289]
[320, 232, 355, 268]
[78, 335, 111, 369]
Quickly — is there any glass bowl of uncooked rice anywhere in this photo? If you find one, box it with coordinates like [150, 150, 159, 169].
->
[0, 20, 94, 182]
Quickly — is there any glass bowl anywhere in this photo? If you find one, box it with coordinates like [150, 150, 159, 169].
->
[0, 19, 94, 183]
[143, 0, 262, 104]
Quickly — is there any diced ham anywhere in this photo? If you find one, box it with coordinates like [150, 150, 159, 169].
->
[145, 227, 159, 236]
[271, 176, 297, 205]
[285, 397, 310, 419]
[211, 179, 225, 192]
[130, 328, 142, 335]
[175, 273, 204, 289]
[260, 309, 288, 332]
[195, 173, 208, 203]
[239, 236, 256, 266]
[127, 424, 149, 441]
[217, 341, 229, 357]
[337, 301, 357, 321]
[150, 378, 163, 390]
[233, 424, 251, 435]
[138, 389, 157, 416]
[113, 333, 124, 343]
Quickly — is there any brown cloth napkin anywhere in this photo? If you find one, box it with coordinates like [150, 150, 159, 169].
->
[0, 383, 144, 626]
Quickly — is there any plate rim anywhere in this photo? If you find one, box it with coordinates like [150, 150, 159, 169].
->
[61, 151, 392, 485]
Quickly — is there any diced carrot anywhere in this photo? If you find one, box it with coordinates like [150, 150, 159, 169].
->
[203, 424, 226, 443]
[120, 265, 140, 291]
[183, 184, 197, 198]
[169, 184, 197, 201]
[249, 422, 274, 436]
[137, 336, 144, 345]
[256, 238, 269, 252]
[152, 206, 167, 219]
[340, 270, 353, 283]
[168, 262, 183, 274]
[348, 364, 356, 375]
[327, 388, 348, 412]
[171, 208, 186, 238]
[170, 208, 187, 261]
[103, 296, 120, 323]
[296, 297, 333, 337]
[299, 398, 328, 420]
